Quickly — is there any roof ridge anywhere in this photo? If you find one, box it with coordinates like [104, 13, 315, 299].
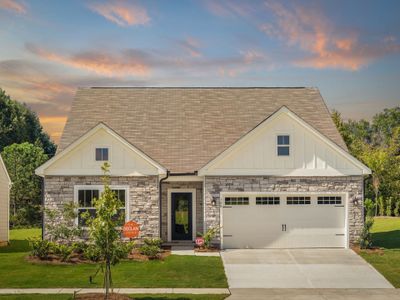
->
[83, 86, 315, 90]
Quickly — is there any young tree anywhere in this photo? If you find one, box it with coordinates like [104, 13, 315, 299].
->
[1, 142, 48, 226]
[85, 163, 130, 298]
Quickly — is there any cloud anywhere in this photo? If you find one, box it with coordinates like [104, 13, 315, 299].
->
[0, 0, 26, 14]
[261, 1, 400, 70]
[26, 43, 150, 77]
[177, 37, 202, 57]
[204, 0, 255, 18]
[88, 0, 149, 27]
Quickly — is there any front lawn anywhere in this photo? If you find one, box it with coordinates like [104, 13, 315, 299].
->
[0, 229, 227, 288]
[359, 217, 400, 288]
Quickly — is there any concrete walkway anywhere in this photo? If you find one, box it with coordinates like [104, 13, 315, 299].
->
[221, 249, 393, 289]
[0, 288, 230, 295]
[228, 288, 400, 300]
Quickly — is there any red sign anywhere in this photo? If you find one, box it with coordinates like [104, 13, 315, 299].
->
[122, 221, 140, 238]
[195, 237, 205, 247]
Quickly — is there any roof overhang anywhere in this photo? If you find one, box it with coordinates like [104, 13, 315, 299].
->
[0, 154, 11, 185]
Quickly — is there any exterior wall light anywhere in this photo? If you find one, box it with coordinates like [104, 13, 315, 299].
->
[211, 199, 217, 206]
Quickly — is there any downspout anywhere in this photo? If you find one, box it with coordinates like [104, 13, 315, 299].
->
[41, 177, 45, 240]
[159, 171, 170, 239]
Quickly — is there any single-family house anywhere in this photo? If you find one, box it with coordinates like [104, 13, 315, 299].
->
[0, 154, 11, 246]
[36, 87, 371, 249]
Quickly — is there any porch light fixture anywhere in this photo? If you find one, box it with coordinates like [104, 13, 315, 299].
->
[211, 199, 217, 206]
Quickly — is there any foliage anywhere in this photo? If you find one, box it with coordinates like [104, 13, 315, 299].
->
[395, 200, 400, 217]
[143, 238, 163, 248]
[29, 238, 51, 259]
[52, 243, 74, 262]
[359, 217, 374, 249]
[139, 244, 161, 258]
[83, 244, 102, 262]
[0, 89, 56, 156]
[364, 199, 375, 218]
[377, 197, 386, 216]
[45, 201, 82, 243]
[197, 227, 219, 249]
[386, 197, 393, 216]
[84, 162, 128, 298]
[1, 143, 48, 227]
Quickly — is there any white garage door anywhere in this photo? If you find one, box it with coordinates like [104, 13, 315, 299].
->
[222, 194, 346, 249]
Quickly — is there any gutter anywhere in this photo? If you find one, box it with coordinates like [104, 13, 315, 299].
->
[159, 171, 170, 238]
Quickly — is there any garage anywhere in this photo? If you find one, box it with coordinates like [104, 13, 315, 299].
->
[221, 193, 346, 249]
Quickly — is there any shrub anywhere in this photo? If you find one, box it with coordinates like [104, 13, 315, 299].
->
[386, 197, 393, 216]
[364, 198, 375, 217]
[52, 243, 74, 262]
[29, 238, 51, 259]
[359, 217, 374, 249]
[83, 244, 102, 262]
[197, 226, 219, 249]
[72, 241, 88, 254]
[394, 200, 400, 217]
[139, 245, 160, 258]
[377, 197, 386, 216]
[143, 238, 163, 248]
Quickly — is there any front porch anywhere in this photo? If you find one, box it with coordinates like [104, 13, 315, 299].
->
[160, 180, 204, 242]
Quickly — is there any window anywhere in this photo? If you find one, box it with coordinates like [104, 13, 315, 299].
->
[256, 197, 280, 205]
[287, 196, 311, 205]
[77, 189, 99, 226]
[76, 187, 127, 227]
[225, 197, 249, 205]
[95, 148, 109, 161]
[318, 196, 342, 205]
[277, 135, 290, 156]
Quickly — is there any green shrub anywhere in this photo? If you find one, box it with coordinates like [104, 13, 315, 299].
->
[394, 200, 400, 217]
[359, 217, 374, 249]
[386, 197, 393, 216]
[52, 243, 74, 262]
[72, 241, 88, 254]
[143, 238, 163, 248]
[377, 196, 386, 216]
[139, 245, 160, 258]
[364, 198, 375, 217]
[83, 244, 102, 262]
[112, 241, 135, 262]
[29, 238, 51, 259]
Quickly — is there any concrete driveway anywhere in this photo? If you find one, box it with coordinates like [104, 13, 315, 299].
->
[221, 249, 393, 289]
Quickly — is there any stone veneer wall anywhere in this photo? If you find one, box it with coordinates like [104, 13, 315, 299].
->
[160, 181, 203, 241]
[204, 176, 364, 246]
[44, 176, 159, 239]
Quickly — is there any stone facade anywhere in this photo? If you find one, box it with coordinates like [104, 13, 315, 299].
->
[160, 181, 203, 241]
[43, 176, 159, 239]
[204, 176, 364, 246]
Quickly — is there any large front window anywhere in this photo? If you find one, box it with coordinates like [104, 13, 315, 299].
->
[76, 186, 127, 226]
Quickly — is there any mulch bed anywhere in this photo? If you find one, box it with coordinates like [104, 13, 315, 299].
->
[352, 246, 385, 255]
[128, 249, 171, 261]
[75, 293, 132, 300]
[195, 247, 220, 253]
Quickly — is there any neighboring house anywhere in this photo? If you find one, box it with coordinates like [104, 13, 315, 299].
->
[0, 154, 11, 246]
[36, 87, 371, 249]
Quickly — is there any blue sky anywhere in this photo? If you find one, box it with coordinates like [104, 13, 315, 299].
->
[0, 0, 399, 141]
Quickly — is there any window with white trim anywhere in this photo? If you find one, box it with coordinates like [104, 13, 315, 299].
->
[95, 148, 109, 161]
[277, 135, 290, 156]
[256, 197, 280, 205]
[287, 196, 311, 205]
[76, 187, 127, 226]
[317, 196, 342, 205]
[225, 197, 249, 205]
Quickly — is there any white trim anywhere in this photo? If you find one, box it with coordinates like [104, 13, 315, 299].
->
[276, 133, 291, 157]
[0, 154, 11, 184]
[73, 184, 130, 227]
[167, 188, 196, 242]
[164, 176, 204, 182]
[35, 123, 167, 177]
[198, 106, 371, 176]
[94, 145, 111, 162]
[219, 191, 349, 249]
[0, 154, 11, 243]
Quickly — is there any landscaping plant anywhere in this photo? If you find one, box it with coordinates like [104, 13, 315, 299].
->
[364, 198, 376, 217]
[197, 227, 219, 249]
[29, 238, 52, 259]
[359, 217, 374, 249]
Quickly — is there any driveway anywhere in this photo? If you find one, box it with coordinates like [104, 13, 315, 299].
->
[221, 249, 393, 289]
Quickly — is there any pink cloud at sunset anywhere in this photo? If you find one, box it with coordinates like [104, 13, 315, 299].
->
[0, 0, 26, 14]
[88, 0, 150, 27]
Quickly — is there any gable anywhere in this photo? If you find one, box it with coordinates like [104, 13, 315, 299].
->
[198, 107, 371, 176]
[36, 124, 166, 177]
[0, 155, 11, 185]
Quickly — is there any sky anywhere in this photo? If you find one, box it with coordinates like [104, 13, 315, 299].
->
[0, 0, 399, 143]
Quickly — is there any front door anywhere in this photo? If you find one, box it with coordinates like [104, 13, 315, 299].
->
[171, 192, 193, 240]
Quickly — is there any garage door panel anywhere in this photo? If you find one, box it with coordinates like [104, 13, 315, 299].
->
[222, 194, 346, 249]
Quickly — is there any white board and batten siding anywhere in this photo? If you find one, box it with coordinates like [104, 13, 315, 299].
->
[0, 154, 11, 244]
[36, 124, 166, 177]
[199, 107, 370, 176]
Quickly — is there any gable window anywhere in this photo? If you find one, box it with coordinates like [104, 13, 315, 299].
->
[95, 148, 109, 161]
[76, 186, 127, 227]
[277, 135, 290, 156]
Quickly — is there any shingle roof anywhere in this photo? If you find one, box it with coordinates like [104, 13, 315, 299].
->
[58, 87, 347, 173]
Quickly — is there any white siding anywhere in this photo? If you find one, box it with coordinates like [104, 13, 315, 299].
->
[205, 113, 363, 176]
[45, 128, 159, 176]
[0, 156, 10, 243]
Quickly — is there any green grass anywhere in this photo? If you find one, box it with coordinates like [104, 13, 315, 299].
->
[0, 228, 227, 288]
[359, 217, 400, 288]
[0, 295, 229, 300]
